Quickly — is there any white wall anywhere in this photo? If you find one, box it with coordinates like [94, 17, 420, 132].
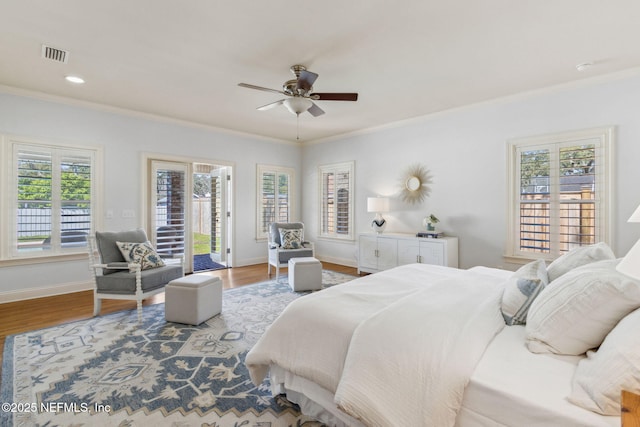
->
[0, 92, 301, 301]
[2, 71, 640, 301]
[303, 72, 640, 269]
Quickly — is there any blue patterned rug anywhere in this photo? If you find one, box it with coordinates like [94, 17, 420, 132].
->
[0, 270, 355, 426]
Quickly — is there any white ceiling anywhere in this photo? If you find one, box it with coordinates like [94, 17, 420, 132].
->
[1, 1, 640, 143]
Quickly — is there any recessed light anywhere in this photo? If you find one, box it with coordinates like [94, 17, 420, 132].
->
[65, 75, 85, 84]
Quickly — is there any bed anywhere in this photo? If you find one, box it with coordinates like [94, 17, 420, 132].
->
[246, 244, 639, 426]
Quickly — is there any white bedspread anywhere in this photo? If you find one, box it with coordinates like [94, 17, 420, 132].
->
[246, 264, 507, 427]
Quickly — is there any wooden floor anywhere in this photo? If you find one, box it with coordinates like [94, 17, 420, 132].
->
[0, 262, 357, 377]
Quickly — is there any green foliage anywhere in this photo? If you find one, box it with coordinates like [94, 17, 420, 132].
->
[520, 145, 595, 186]
[18, 161, 91, 208]
[193, 174, 211, 197]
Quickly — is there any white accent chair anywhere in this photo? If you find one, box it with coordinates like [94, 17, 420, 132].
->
[88, 228, 183, 322]
[267, 222, 314, 280]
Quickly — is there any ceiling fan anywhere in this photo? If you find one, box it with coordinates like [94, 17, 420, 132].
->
[238, 65, 358, 117]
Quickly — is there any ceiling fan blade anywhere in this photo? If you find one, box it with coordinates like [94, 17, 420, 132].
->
[296, 70, 319, 92]
[310, 92, 358, 101]
[257, 99, 285, 111]
[238, 83, 287, 96]
[307, 102, 325, 117]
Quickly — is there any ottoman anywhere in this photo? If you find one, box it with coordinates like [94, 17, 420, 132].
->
[165, 274, 222, 325]
[288, 257, 322, 291]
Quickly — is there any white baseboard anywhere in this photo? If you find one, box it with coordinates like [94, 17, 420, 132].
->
[316, 255, 357, 268]
[0, 280, 94, 303]
[235, 255, 356, 269]
[234, 257, 267, 267]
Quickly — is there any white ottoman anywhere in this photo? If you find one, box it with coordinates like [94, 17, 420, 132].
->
[288, 257, 322, 291]
[165, 274, 222, 325]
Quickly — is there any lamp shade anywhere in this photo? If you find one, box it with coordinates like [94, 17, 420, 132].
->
[628, 204, 640, 223]
[283, 97, 312, 115]
[617, 239, 640, 280]
[367, 197, 389, 213]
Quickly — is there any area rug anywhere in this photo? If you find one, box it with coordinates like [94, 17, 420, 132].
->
[0, 270, 356, 427]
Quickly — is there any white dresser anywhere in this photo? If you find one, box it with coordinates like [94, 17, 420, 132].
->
[358, 233, 458, 274]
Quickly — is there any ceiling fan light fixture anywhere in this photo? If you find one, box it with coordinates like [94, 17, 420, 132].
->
[283, 97, 312, 115]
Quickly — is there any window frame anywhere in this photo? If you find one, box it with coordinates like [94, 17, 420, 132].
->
[318, 161, 355, 241]
[1, 135, 103, 264]
[256, 164, 295, 241]
[505, 127, 614, 263]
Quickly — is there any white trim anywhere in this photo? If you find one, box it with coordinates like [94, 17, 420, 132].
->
[1, 134, 103, 262]
[316, 254, 357, 268]
[305, 67, 640, 145]
[141, 152, 236, 271]
[505, 126, 614, 261]
[0, 279, 93, 303]
[0, 84, 294, 146]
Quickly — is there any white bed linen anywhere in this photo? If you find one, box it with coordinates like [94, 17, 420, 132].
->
[247, 264, 472, 390]
[456, 326, 619, 427]
[247, 264, 510, 427]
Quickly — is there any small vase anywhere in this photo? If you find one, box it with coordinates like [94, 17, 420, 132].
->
[422, 217, 436, 232]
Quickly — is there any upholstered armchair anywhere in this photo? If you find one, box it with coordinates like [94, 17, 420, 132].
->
[267, 222, 314, 280]
[88, 228, 183, 322]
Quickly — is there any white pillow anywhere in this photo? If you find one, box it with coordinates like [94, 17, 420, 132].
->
[525, 259, 640, 355]
[569, 307, 640, 415]
[500, 260, 548, 326]
[546, 242, 615, 282]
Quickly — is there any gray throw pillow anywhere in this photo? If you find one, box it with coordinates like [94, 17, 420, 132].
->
[501, 259, 548, 325]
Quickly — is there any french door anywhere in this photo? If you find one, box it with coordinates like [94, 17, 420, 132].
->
[150, 160, 189, 265]
[147, 157, 233, 273]
[210, 166, 230, 264]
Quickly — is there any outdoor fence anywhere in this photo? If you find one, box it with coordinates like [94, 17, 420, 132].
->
[520, 187, 595, 253]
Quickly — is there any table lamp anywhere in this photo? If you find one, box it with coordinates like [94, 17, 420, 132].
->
[616, 204, 640, 280]
[367, 197, 389, 234]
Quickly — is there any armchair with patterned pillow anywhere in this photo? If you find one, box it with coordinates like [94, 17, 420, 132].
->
[267, 222, 315, 279]
[88, 228, 183, 322]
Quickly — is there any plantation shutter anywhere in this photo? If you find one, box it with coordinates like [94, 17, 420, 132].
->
[514, 131, 609, 259]
[15, 144, 93, 254]
[320, 161, 354, 239]
[60, 152, 92, 244]
[153, 163, 187, 257]
[257, 165, 293, 240]
[16, 148, 53, 251]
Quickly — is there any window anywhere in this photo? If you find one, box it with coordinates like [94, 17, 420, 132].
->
[256, 164, 294, 240]
[506, 127, 613, 261]
[319, 161, 354, 240]
[2, 136, 102, 261]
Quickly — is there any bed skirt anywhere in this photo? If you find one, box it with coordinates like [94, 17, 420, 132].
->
[269, 365, 366, 427]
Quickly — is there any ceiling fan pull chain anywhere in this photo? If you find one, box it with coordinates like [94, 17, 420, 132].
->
[296, 114, 300, 140]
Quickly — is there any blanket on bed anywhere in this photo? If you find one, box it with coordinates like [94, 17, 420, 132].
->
[246, 264, 507, 427]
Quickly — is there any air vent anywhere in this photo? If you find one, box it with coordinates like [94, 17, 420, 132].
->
[41, 44, 69, 64]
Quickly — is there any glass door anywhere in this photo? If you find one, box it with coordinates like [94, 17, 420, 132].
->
[210, 166, 230, 264]
[150, 160, 188, 267]
[192, 163, 232, 271]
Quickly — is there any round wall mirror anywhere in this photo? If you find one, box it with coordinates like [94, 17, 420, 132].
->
[400, 164, 432, 204]
[406, 176, 421, 192]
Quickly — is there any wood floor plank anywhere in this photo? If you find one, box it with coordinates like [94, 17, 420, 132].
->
[0, 262, 357, 377]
